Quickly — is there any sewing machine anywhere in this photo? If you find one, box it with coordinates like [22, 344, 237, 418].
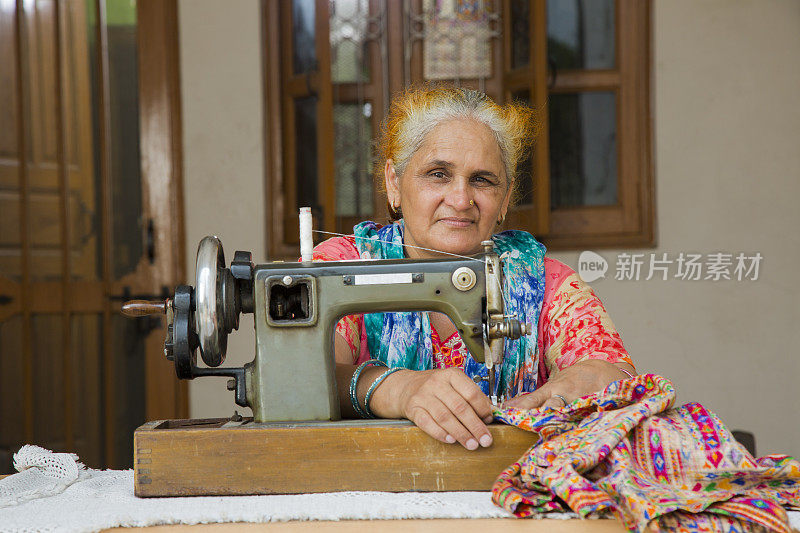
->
[123, 230, 534, 497]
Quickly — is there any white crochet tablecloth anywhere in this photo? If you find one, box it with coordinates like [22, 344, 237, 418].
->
[0, 446, 562, 533]
[1, 446, 799, 533]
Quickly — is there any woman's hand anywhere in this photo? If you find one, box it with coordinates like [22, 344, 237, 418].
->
[370, 367, 495, 450]
[502, 360, 635, 410]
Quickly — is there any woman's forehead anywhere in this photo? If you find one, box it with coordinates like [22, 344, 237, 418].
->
[413, 118, 503, 167]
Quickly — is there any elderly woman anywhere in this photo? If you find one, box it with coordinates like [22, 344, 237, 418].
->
[317, 86, 636, 451]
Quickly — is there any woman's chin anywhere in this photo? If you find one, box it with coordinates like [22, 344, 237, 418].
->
[431, 233, 483, 257]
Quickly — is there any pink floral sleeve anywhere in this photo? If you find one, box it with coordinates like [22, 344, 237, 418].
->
[313, 236, 366, 364]
[536, 258, 634, 382]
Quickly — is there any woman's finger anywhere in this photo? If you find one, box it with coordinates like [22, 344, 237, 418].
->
[406, 405, 454, 444]
[541, 395, 568, 410]
[434, 386, 492, 448]
[448, 370, 495, 422]
[423, 395, 484, 450]
[503, 387, 548, 409]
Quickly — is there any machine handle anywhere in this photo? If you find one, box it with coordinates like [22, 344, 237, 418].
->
[121, 299, 167, 317]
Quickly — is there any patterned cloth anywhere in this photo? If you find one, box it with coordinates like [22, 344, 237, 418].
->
[492, 374, 800, 532]
[313, 224, 634, 399]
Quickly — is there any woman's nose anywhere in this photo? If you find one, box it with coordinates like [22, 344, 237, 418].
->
[445, 179, 474, 210]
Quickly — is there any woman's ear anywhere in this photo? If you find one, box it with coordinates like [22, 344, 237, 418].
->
[384, 159, 400, 205]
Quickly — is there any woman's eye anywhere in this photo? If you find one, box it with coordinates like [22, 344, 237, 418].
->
[473, 175, 495, 186]
[430, 171, 447, 179]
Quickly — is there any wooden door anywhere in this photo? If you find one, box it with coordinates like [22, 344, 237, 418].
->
[0, 0, 186, 471]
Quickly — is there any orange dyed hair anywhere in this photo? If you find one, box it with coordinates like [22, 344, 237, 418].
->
[375, 84, 540, 219]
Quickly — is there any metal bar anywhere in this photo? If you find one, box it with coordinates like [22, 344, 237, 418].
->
[94, 0, 115, 468]
[53, 0, 74, 453]
[14, 0, 34, 445]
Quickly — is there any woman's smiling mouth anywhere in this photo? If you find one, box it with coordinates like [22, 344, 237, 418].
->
[438, 217, 474, 227]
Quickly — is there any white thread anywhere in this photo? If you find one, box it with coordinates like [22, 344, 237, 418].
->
[312, 229, 521, 336]
[312, 229, 518, 310]
[311, 229, 483, 263]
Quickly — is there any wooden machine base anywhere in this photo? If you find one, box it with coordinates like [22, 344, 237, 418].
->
[134, 418, 536, 497]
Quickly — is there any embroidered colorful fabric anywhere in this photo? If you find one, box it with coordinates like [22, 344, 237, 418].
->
[491, 374, 800, 532]
[313, 232, 634, 398]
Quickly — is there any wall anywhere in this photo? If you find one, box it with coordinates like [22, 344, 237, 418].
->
[549, 0, 800, 457]
[179, 0, 264, 418]
[179, 0, 800, 455]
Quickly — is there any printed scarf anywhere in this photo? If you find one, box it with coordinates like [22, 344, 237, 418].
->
[352, 220, 546, 399]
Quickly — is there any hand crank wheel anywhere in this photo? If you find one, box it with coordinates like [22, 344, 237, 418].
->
[195, 235, 228, 367]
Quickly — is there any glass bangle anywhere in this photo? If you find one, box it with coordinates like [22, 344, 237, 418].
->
[363, 367, 403, 419]
[349, 359, 385, 419]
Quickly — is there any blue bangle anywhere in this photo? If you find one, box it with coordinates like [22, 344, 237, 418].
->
[350, 359, 385, 418]
[364, 367, 403, 419]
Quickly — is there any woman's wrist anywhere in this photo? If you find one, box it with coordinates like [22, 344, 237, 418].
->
[364, 368, 412, 419]
[612, 361, 637, 379]
[349, 359, 386, 417]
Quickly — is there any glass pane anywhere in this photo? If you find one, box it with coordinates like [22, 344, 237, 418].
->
[421, 0, 494, 80]
[32, 314, 65, 449]
[330, 0, 370, 83]
[293, 0, 316, 75]
[549, 92, 617, 208]
[0, 316, 24, 473]
[334, 103, 372, 217]
[106, 0, 143, 279]
[72, 314, 103, 468]
[509, 0, 530, 69]
[111, 314, 145, 468]
[511, 90, 534, 206]
[295, 97, 318, 211]
[547, 0, 615, 71]
[88, 0, 142, 280]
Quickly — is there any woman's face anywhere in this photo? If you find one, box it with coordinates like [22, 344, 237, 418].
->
[385, 117, 511, 259]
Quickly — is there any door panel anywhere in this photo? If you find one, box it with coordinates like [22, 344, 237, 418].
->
[70, 313, 103, 468]
[0, 317, 25, 453]
[31, 314, 65, 448]
[110, 314, 145, 468]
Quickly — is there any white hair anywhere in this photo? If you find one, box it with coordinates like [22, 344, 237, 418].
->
[393, 89, 516, 183]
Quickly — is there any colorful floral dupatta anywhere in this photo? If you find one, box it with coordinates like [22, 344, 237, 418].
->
[351, 220, 547, 399]
[492, 374, 800, 532]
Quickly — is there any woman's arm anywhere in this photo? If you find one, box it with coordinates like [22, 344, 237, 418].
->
[320, 237, 494, 449]
[504, 264, 636, 410]
[333, 331, 494, 450]
[503, 359, 635, 410]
